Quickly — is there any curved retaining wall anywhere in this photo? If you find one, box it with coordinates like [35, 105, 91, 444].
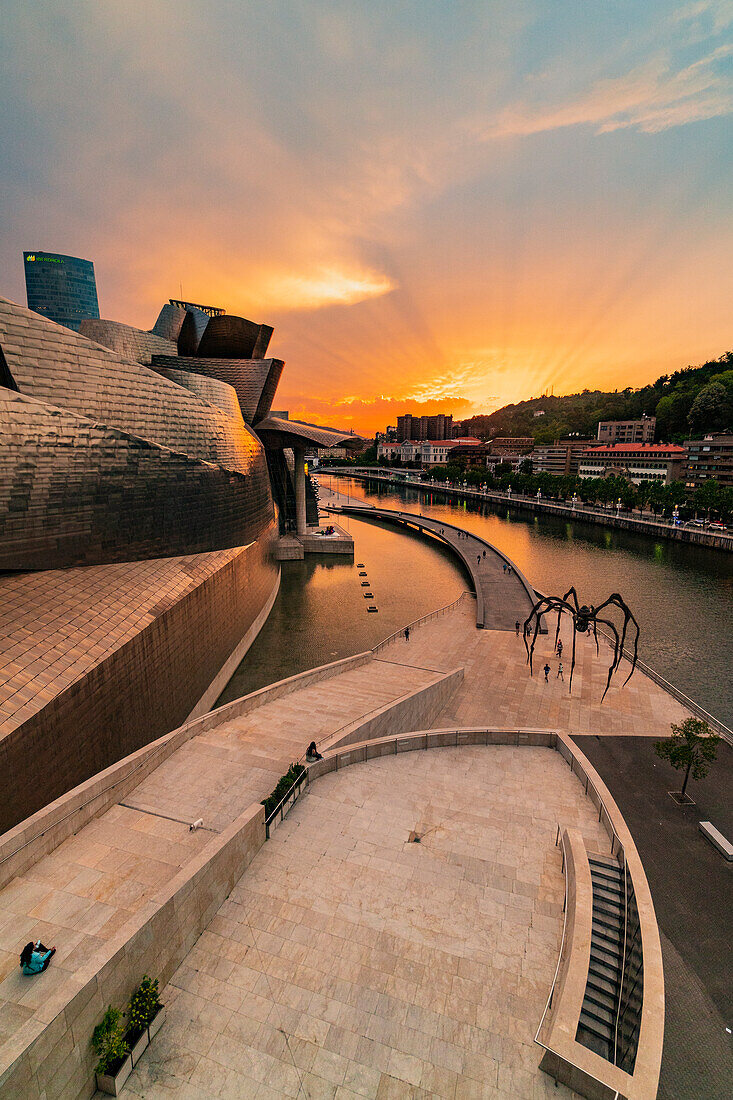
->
[307, 728, 664, 1100]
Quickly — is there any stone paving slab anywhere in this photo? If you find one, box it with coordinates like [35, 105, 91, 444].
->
[124, 747, 601, 1099]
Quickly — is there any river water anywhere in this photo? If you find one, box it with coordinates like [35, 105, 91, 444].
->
[219, 474, 733, 728]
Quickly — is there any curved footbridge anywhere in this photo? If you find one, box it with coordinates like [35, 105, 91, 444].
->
[324, 500, 540, 630]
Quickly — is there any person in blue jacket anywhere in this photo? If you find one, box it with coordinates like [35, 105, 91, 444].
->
[20, 941, 55, 975]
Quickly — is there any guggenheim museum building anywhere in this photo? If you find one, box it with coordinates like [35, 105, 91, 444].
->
[0, 293, 360, 831]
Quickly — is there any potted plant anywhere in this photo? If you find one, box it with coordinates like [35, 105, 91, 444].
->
[92, 1006, 131, 1096]
[125, 980, 151, 1067]
[129, 974, 165, 1042]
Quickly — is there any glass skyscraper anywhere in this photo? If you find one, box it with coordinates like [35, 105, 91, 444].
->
[23, 250, 100, 331]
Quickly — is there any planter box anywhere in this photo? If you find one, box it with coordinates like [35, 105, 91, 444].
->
[147, 1005, 166, 1041]
[129, 1028, 149, 1067]
[95, 1054, 133, 1097]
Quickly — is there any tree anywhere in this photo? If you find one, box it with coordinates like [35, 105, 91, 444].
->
[687, 382, 730, 435]
[655, 717, 721, 801]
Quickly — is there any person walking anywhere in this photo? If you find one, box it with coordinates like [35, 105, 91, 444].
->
[515, 620, 520, 636]
[502, 563, 507, 573]
[557, 661, 564, 681]
[404, 626, 410, 642]
[556, 638, 563, 657]
[477, 555, 481, 565]
[543, 663, 550, 683]
[482, 549, 486, 558]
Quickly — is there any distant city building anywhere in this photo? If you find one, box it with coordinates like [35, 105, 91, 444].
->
[597, 416, 655, 444]
[396, 412, 453, 441]
[579, 443, 684, 485]
[533, 439, 594, 477]
[489, 437, 534, 456]
[683, 434, 733, 489]
[24, 250, 100, 331]
[532, 409, 546, 418]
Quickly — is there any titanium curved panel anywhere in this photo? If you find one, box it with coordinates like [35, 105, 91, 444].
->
[152, 302, 187, 342]
[0, 390, 274, 569]
[196, 314, 262, 358]
[151, 354, 283, 424]
[79, 318, 177, 363]
[156, 368, 243, 420]
[0, 297, 259, 477]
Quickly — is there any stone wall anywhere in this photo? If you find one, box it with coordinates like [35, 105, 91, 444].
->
[0, 528, 279, 831]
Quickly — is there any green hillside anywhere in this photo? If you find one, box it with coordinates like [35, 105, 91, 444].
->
[455, 351, 733, 443]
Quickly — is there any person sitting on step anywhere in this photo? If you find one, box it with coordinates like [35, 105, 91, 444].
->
[305, 741, 323, 762]
[20, 941, 56, 975]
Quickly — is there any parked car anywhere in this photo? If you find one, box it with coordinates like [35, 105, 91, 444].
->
[709, 522, 727, 532]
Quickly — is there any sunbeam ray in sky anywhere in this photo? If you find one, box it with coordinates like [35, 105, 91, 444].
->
[1, 0, 730, 432]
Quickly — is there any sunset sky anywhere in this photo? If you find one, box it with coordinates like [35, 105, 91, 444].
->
[1, 1, 731, 434]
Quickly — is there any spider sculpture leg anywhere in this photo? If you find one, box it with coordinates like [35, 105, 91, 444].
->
[594, 594, 640, 686]
[568, 615, 578, 694]
[523, 596, 573, 676]
[556, 587, 582, 654]
[596, 615, 622, 701]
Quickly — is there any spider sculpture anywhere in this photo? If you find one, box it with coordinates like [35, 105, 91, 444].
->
[523, 588, 639, 701]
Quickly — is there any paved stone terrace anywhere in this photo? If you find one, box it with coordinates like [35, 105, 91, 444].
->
[126, 747, 606, 1099]
[380, 599, 690, 739]
[0, 659, 442, 1055]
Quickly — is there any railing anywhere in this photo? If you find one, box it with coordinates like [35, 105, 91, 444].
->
[594, 624, 733, 746]
[372, 591, 469, 653]
[534, 827, 571, 1038]
[264, 767, 309, 839]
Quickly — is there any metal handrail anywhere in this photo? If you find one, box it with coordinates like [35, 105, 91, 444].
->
[372, 591, 469, 653]
[534, 827, 570, 1042]
[613, 855, 630, 1064]
[264, 767, 309, 837]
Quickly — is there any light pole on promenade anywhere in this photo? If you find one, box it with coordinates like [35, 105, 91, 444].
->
[572, 493, 577, 511]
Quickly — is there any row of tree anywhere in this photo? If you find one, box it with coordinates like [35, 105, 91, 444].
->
[419, 463, 733, 521]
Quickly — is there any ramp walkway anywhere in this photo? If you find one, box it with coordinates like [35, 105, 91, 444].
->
[325, 501, 537, 630]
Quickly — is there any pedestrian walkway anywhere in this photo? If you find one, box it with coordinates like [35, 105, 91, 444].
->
[325, 501, 536, 631]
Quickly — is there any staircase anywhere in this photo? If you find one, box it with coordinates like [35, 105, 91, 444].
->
[577, 854, 624, 1061]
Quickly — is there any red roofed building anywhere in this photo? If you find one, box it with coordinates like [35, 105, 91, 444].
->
[578, 443, 685, 485]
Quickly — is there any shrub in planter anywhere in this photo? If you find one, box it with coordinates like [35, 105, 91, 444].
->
[127, 975, 162, 1039]
[261, 763, 305, 818]
[92, 1005, 130, 1080]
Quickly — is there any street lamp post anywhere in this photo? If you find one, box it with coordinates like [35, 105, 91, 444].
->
[616, 496, 622, 519]
[673, 504, 679, 527]
[536, 489, 541, 504]
[507, 484, 512, 499]
[572, 493, 577, 511]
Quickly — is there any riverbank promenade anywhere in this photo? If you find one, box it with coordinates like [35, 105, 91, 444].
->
[323, 468, 733, 552]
